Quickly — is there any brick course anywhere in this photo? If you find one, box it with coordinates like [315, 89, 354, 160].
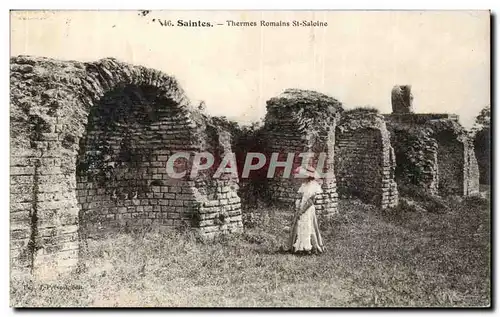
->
[10, 56, 243, 276]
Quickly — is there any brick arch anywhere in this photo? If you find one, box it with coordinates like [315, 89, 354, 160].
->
[75, 84, 201, 237]
[434, 130, 465, 196]
[10, 56, 242, 278]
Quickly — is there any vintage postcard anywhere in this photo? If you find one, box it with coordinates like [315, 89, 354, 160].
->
[9, 10, 491, 307]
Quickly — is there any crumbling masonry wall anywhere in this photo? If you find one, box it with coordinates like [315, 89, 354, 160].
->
[385, 113, 480, 196]
[263, 89, 342, 215]
[76, 85, 201, 234]
[10, 56, 242, 277]
[335, 111, 399, 209]
[391, 85, 414, 114]
[464, 138, 481, 195]
[76, 86, 242, 237]
[429, 119, 480, 196]
[474, 127, 491, 185]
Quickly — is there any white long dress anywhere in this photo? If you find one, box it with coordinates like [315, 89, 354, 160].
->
[289, 180, 324, 253]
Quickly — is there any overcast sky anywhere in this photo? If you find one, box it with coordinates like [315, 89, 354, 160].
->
[11, 10, 490, 128]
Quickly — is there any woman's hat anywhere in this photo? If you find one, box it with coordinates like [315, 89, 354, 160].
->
[294, 166, 321, 179]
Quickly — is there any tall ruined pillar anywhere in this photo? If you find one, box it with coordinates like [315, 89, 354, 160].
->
[385, 85, 480, 197]
[391, 85, 414, 114]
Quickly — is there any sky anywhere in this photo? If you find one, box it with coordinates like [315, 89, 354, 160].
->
[10, 10, 490, 128]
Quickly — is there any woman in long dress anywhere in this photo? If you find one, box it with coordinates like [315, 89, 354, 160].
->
[288, 166, 325, 254]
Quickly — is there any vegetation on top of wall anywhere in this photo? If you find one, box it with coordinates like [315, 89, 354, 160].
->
[207, 116, 241, 142]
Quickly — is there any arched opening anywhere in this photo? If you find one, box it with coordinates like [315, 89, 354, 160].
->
[388, 127, 438, 195]
[435, 131, 464, 196]
[10, 56, 243, 276]
[76, 84, 197, 236]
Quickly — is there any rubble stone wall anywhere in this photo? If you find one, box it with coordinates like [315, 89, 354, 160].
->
[474, 127, 491, 185]
[391, 85, 414, 114]
[263, 89, 342, 215]
[435, 131, 465, 195]
[386, 123, 439, 195]
[464, 139, 481, 196]
[10, 56, 242, 277]
[335, 112, 398, 209]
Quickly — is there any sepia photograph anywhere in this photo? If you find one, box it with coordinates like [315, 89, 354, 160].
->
[9, 9, 491, 308]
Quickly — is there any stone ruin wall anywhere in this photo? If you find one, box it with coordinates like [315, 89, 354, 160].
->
[464, 138, 481, 196]
[335, 112, 399, 209]
[474, 127, 491, 185]
[429, 120, 480, 197]
[385, 85, 480, 197]
[391, 85, 414, 114]
[196, 124, 243, 237]
[263, 89, 340, 215]
[10, 60, 484, 277]
[386, 122, 439, 195]
[10, 56, 243, 276]
[434, 129, 466, 196]
[386, 115, 480, 197]
[76, 85, 200, 235]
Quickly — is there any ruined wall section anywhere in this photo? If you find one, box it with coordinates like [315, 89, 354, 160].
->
[76, 85, 205, 235]
[10, 56, 242, 276]
[263, 89, 343, 215]
[474, 127, 491, 185]
[465, 139, 481, 196]
[425, 119, 480, 196]
[335, 111, 398, 209]
[386, 123, 439, 195]
[193, 118, 243, 238]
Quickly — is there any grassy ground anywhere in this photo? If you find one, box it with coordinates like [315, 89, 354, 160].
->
[11, 191, 490, 307]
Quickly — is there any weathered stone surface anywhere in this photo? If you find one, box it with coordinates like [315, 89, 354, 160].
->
[263, 89, 343, 215]
[474, 127, 490, 185]
[10, 55, 242, 276]
[11, 57, 481, 277]
[391, 85, 414, 114]
[335, 109, 399, 209]
[386, 113, 480, 197]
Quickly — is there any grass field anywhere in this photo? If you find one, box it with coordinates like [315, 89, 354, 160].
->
[11, 191, 490, 307]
